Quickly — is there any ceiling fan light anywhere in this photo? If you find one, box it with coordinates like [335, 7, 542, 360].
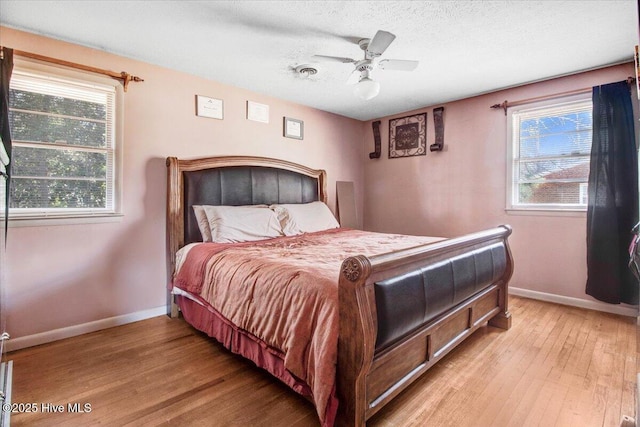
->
[353, 77, 380, 100]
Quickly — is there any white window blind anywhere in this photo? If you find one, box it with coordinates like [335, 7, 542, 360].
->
[5, 68, 118, 218]
[508, 95, 592, 211]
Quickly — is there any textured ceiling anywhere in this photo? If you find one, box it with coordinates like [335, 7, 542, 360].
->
[0, 1, 637, 121]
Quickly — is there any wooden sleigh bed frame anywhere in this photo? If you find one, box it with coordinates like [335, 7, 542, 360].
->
[166, 155, 513, 426]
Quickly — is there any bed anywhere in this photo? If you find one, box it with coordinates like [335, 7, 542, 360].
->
[166, 155, 513, 426]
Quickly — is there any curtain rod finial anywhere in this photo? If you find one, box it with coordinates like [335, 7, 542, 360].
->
[490, 101, 508, 115]
[120, 72, 144, 92]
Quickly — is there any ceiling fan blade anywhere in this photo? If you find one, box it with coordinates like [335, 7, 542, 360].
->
[366, 30, 396, 57]
[378, 59, 419, 71]
[312, 54, 357, 64]
[346, 69, 361, 85]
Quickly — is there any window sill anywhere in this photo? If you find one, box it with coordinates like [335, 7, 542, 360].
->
[2, 213, 124, 228]
[505, 208, 586, 218]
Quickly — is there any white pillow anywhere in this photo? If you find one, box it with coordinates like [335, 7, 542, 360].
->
[193, 205, 213, 242]
[201, 205, 283, 243]
[193, 204, 270, 242]
[270, 201, 340, 236]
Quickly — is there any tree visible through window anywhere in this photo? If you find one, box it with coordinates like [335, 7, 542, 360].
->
[5, 69, 117, 217]
[509, 96, 592, 210]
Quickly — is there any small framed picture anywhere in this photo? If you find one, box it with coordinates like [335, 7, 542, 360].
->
[195, 95, 223, 120]
[247, 101, 270, 123]
[283, 117, 304, 140]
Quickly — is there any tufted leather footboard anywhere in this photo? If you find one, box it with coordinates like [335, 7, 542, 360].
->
[374, 241, 509, 352]
[337, 226, 513, 427]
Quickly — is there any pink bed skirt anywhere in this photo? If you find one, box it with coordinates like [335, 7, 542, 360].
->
[176, 294, 338, 426]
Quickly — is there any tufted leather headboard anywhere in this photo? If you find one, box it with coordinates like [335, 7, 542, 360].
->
[183, 166, 320, 244]
[166, 156, 328, 257]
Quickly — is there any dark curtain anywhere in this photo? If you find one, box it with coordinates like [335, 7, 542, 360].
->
[0, 48, 12, 163]
[0, 47, 13, 243]
[586, 80, 638, 304]
[0, 47, 12, 172]
[0, 47, 13, 240]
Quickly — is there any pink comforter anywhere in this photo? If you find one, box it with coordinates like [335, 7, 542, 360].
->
[173, 228, 442, 425]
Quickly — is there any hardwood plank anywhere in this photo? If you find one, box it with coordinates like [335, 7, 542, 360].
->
[7, 296, 637, 426]
[471, 308, 556, 425]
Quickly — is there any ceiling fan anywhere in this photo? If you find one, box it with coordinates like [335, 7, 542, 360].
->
[313, 30, 419, 100]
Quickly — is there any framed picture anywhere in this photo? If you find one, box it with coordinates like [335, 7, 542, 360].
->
[195, 95, 223, 120]
[247, 101, 270, 123]
[283, 117, 304, 140]
[389, 112, 427, 158]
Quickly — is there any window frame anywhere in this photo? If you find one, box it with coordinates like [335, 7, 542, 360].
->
[3, 58, 124, 225]
[506, 92, 592, 214]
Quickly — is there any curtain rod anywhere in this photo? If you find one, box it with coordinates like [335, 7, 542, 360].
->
[0, 46, 144, 92]
[490, 76, 636, 115]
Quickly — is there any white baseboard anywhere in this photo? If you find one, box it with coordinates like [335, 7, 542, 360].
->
[510, 287, 639, 317]
[6, 306, 166, 352]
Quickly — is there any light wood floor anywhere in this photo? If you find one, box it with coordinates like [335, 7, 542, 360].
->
[8, 296, 638, 426]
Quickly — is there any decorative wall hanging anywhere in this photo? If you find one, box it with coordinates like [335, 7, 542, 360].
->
[283, 117, 303, 139]
[195, 95, 223, 120]
[369, 120, 381, 159]
[247, 101, 269, 123]
[430, 106, 445, 152]
[389, 112, 426, 158]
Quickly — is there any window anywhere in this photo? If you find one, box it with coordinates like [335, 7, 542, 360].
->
[3, 62, 122, 221]
[507, 94, 592, 212]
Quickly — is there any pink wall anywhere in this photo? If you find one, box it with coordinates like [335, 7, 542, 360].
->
[362, 62, 637, 303]
[1, 27, 365, 339]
